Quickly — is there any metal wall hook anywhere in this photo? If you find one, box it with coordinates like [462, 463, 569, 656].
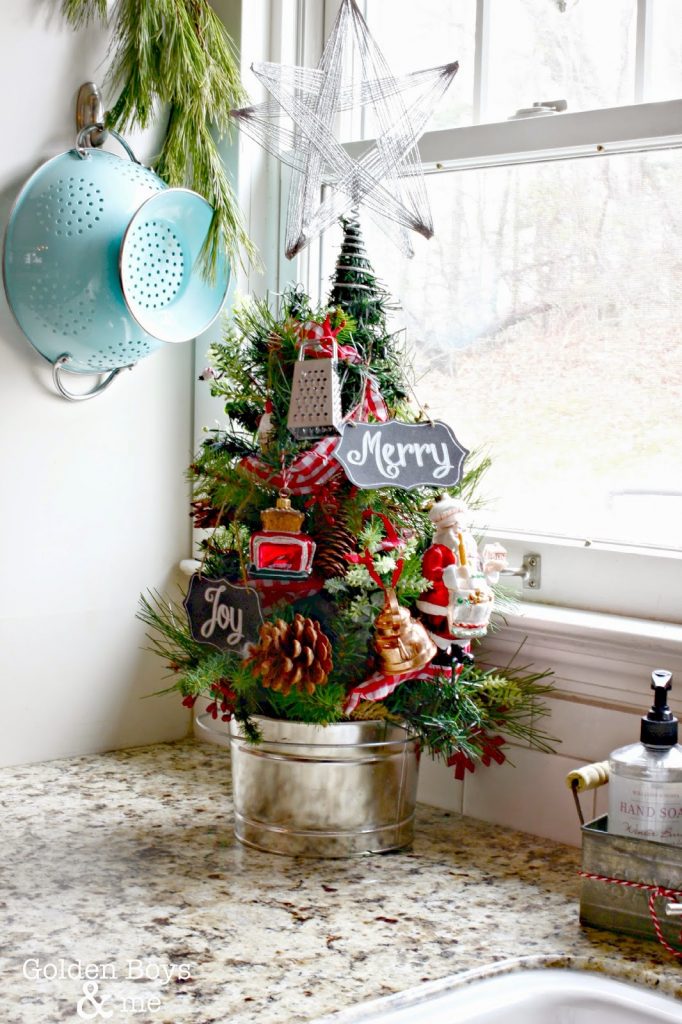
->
[52, 353, 133, 402]
[499, 553, 542, 590]
[76, 82, 108, 148]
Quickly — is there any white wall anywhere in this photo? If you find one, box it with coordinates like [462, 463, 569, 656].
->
[0, 6, 192, 765]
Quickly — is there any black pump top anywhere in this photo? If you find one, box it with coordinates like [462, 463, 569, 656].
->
[640, 669, 677, 747]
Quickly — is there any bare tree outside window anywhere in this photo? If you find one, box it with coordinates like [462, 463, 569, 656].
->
[347, 150, 682, 549]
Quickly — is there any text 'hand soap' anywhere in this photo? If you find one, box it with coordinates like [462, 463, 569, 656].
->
[608, 670, 682, 847]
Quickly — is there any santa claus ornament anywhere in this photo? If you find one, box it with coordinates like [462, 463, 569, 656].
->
[416, 495, 507, 658]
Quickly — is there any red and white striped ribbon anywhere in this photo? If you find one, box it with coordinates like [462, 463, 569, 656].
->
[240, 376, 389, 495]
[579, 869, 682, 960]
[343, 664, 446, 715]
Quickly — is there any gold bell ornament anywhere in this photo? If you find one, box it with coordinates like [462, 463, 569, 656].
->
[347, 509, 436, 676]
[374, 588, 437, 675]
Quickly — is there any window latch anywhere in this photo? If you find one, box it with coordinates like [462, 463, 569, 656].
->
[509, 99, 567, 120]
[499, 553, 541, 590]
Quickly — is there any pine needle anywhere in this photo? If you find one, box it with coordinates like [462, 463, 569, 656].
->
[61, 0, 258, 275]
[350, 701, 396, 722]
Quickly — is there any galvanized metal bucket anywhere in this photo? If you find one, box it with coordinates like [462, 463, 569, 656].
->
[228, 716, 418, 858]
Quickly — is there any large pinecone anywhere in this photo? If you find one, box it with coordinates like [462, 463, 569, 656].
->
[247, 614, 333, 695]
[313, 520, 357, 579]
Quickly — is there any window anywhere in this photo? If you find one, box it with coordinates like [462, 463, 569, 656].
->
[484, 0, 638, 118]
[333, 149, 682, 556]
[263, 0, 682, 623]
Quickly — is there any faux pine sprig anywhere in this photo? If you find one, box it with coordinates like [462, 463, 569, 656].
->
[138, 589, 205, 676]
[386, 663, 556, 765]
[61, 0, 257, 274]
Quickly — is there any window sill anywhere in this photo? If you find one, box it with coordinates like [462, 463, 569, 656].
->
[479, 530, 682, 625]
[481, 603, 682, 715]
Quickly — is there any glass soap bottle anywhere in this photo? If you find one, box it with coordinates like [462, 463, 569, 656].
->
[608, 670, 682, 847]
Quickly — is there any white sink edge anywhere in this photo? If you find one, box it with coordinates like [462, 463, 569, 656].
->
[309, 958, 681, 1024]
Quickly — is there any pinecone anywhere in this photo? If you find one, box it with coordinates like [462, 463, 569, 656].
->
[313, 521, 357, 579]
[190, 499, 225, 529]
[247, 614, 333, 695]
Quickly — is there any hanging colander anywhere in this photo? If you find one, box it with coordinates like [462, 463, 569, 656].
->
[120, 187, 225, 345]
[3, 126, 229, 397]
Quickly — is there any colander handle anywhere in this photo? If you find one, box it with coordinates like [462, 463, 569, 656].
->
[52, 354, 132, 402]
[75, 125, 141, 164]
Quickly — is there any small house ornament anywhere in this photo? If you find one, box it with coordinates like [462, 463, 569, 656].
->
[249, 492, 316, 579]
[287, 339, 343, 439]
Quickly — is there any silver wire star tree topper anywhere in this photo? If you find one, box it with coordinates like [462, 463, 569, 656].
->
[231, 0, 458, 259]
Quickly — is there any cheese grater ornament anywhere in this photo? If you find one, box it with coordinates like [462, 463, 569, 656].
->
[287, 339, 343, 439]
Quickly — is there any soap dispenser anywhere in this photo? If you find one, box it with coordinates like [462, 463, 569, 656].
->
[608, 670, 682, 846]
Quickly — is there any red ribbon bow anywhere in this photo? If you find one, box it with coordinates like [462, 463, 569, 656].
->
[346, 509, 405, 590]
[296, 315, 363, 364]
[447, 731, 506, 781]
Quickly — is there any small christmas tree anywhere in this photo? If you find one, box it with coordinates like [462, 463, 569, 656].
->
[329, 215, 407, 409]
[140, 224, 554, 775]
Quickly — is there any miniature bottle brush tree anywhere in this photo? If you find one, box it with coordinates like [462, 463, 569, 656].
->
[141, 218, 555, 780]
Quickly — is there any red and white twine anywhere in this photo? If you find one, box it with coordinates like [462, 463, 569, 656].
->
[579, 869, 682, 960]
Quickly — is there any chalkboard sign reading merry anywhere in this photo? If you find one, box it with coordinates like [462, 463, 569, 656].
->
[334, 420, 468, 490]
[184, 576, 264, 655]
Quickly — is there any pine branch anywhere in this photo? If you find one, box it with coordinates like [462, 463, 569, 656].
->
[137, 589, 205, 674]
[61, 0, 257, 274]
[386, 662, 557, 766]
[262, 683, 347, 725]
[61, 0, 107, 26]
[350, 701, 398, 722]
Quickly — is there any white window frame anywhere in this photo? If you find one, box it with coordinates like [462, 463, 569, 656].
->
[286, 0, 682, 630]
[207, 0, 682, 716]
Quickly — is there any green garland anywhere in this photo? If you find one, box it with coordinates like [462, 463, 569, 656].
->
[62, 0, 256, 274]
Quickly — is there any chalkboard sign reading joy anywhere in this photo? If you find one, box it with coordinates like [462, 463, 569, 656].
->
[334, 420, 468, 490]
[184, 576, 264, 655]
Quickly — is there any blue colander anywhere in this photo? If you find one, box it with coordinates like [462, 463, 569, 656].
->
[3, 128, 229, 379]
[120, 188, 228, 344]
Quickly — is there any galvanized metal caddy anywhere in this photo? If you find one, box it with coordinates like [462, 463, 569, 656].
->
[568, 762, 682, 952]
[228, 716, 418, 857]
[580, 816, 682, 948]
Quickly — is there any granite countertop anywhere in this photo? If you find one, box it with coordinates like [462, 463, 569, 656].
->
[1, 739, 679, 1024]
